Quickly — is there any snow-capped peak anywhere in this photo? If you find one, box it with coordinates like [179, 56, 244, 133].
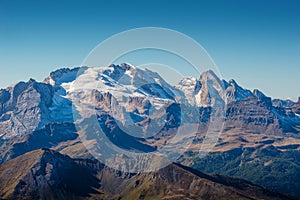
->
[175, 77, 201, 105]
[44, 67, 87, 86]
[177, 70, 254, 107]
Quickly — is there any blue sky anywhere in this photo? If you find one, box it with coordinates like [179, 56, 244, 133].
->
[0, 0, 299, 100]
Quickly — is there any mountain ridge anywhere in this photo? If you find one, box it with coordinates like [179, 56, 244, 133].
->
[0, 148, 294, 200]
[1, 64, 299, 139]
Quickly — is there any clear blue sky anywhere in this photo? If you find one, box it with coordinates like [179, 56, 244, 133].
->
[1, 0, 299, 100]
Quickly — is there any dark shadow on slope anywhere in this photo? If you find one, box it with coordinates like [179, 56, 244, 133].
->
[97, 113, 157, 153]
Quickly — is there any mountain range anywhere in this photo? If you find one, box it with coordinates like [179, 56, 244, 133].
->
[0, 63, 299, 199]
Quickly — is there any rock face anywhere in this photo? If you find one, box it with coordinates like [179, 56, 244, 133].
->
[0, 80, 54, 138]
[223, 96, 282, 134]
[0, 149, 292, 200]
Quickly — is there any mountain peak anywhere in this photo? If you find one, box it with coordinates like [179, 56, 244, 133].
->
[228, 79, 238, 85]
[200, 69, 218, 78]
[253, 89, 272, 108]
[120, 62, 136, 70]
[28, 78, 36, 83]
[199, 70, 223, 88]
[107, 63, 137, 73]
[44, 67, 85, 86]
[253, 89, 267, 99]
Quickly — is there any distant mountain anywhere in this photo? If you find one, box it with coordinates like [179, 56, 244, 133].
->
[0, 148, 293, 200]
[0, 63, 300, 198]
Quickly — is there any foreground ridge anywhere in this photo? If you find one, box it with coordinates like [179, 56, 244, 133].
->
[0, 148, 294, 200]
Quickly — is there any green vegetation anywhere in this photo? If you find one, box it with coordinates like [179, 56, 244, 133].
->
[180, 146, 300, 197]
